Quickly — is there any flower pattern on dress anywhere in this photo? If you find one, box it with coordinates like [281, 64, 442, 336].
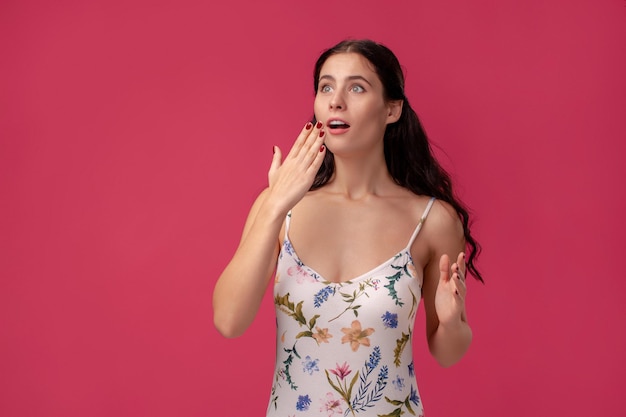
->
[312, 327, 333, 344]
[319, 392, 343, 416]
[296, 395, 311, 411]
[409, 385, 420, 406]
[381, 311, 398, 329]
[289, 265, 318, 284]
[314, 286, 335, 307]
[392, 375, 405, 391]
[408, 360, 415, 377]
[268, 198, 435, 416]
[341, 320, 375, 352]
[302, 356, 319, 375]
[329, 362, 352, 380]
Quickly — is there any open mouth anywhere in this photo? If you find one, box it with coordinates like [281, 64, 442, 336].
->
[327, 120, 351, 130]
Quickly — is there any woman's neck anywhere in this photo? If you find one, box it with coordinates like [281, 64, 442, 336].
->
[326, 152, 396, 200]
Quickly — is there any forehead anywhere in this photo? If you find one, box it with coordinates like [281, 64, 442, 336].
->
[319, 53, 379, 83]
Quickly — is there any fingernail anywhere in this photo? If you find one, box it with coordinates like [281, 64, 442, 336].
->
[305, 122, 313, 130]
[319, 130, 325, 137]
[320, 145, 325, 152]
[316, 121, 323, 129]
[272, 146, 276, 154]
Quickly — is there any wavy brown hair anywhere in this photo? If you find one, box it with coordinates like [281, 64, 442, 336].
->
[310, 39, 483, 282]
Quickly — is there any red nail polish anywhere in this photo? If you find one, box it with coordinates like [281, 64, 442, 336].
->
[305, 122, 313, 130]
[319, 130, 325, 137]
[316, 121, 323, 129]
[320, 145, 325, 152]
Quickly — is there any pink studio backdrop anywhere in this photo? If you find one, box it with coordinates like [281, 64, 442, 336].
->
[1, 0, 625, 416]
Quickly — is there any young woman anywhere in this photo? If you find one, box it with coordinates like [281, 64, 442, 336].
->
[213, 39, 482, 417]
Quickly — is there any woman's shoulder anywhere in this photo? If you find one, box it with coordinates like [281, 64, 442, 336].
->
[429, 198, 461, 222]
[422, 198, 465, 246]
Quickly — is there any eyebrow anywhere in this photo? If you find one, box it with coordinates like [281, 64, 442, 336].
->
[318, 74, 373, 87]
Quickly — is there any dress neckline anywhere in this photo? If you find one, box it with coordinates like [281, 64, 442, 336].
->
[282, 197, 435, 285]
[283, 234, 413, 285]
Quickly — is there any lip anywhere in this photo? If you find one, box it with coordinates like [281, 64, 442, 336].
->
[326, 118, 350, 128]
[326, 118, 351, 135]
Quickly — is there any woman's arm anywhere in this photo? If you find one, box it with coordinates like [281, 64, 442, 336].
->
[420, 200, 472, 367]
[212, 122, 327, 338]
[212, 189, 284, 338]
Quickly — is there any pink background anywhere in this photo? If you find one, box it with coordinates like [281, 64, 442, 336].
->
[2, 0, 625, 416]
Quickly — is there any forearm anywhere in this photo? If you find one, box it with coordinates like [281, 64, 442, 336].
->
[213, 201, 285, 338]
[428, 318, 473, 368]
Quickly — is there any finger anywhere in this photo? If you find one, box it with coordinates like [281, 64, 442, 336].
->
[268, 145, 282, 180]
[448, 262, 464, 289]
[301, 121, 324, 157]
[452, 261, 465, 283]
[439, 254, 450, 282]
[452, 274, 467, 298]
[303, 128, 326, 168]
[289, 121, 322, 159]
[306, 134, 327, 175]
[457, 252, 466, 279]
[451, 285, 464, 299]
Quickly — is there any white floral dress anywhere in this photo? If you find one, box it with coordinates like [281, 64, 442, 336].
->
[267, 198, 435, 417]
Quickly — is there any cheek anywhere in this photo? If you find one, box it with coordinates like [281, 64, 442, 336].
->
[313, 96, 324, 119]
[371, 103, 391, 123]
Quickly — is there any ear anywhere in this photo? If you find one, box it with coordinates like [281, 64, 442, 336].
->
[385, 99, 403, 124]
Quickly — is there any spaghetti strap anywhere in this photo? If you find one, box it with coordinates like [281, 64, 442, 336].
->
[284, 210, 292, 241]
[407, 197, 436, 248]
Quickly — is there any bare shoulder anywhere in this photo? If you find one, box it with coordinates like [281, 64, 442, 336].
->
[422, 199, 465, 250]
[427, 199, 463, 229]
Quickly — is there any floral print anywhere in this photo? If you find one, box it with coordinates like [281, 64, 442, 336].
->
[381, 311, 398, 329]
[302, 356, 320, 375]
[312, 327, 333, 344]
[319, 392, 343, 416]
[329, 362, 352, 380]
[392, 375, 405, 390]
[341, 320, 375, 352]
[296, 395, 312, 411]
[268, 198, 435, 416]
[325, 362, 359, 415]
[313, 286, 335, 307]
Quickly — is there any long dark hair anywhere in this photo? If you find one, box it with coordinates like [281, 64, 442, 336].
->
[310, 39, 483, 282]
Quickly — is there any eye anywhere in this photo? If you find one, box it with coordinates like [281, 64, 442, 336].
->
[350, 85, 365, 93]
[320, 85, 332, 93]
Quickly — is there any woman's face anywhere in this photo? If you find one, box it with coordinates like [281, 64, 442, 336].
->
[314, 52, 401, 156]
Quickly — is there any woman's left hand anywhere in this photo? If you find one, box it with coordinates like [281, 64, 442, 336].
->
[435, 252, 468, 326]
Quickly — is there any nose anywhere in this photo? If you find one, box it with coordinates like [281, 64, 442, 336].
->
[329, 90, 345, 110]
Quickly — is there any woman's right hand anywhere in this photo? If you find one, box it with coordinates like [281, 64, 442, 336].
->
[213, 121, 326, 338]
[267, 121, 327, 213]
